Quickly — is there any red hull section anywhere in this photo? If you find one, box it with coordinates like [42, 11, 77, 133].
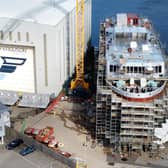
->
[119, 90, 164, 102]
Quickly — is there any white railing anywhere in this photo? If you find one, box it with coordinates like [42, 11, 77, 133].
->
[109, 81, 166, 99]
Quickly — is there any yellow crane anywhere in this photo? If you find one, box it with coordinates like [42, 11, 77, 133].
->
[70, 0, 89, 90]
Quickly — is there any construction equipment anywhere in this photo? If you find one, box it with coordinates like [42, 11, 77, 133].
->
[70, 0, 89, 90]
[36, 126, 54, 143]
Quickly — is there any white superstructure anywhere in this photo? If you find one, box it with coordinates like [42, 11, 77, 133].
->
[96, 14, 168, 151]
[0, 0, 92, 96]
[105, 13, 166, 101]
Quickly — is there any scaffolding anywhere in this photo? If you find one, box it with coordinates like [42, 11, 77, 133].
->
[120, 103, 155, 151]
[96, 20, 168, 153]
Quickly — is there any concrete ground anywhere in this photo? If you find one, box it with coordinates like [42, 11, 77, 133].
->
[0, 144, 67, 168]
[11, 100, 152, 168]
[135, 150, 168, 168]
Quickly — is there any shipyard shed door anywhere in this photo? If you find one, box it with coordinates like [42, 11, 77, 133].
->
[0, 45, 35, 93]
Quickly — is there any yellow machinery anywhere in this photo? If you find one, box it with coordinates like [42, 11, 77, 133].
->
[76, 159, 87, 168]
[70, 0, 89, 90]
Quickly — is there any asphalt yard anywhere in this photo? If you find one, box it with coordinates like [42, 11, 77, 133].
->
[12, 101, 150, 168]
[0, 144, 67, 168]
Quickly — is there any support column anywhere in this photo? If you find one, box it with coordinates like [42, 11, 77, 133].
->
[0, 136, 4, 144]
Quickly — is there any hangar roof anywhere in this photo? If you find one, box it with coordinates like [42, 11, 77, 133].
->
[0, 0, 76, 26]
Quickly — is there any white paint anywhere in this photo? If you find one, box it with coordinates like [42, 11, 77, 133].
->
[117, 13, 127, 26]
[0, 0, 92, 96]
[130, 41, 137, 49]
[0, 46, 35, 93]
[155, 119, 168, 144]
[140, 78, 147, 87]
[0, 0, 76, 26]
[142, 44, 150, 52]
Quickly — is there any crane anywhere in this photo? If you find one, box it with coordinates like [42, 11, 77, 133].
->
[70, 0, 89, 90]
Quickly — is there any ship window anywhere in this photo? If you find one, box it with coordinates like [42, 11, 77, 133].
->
[110, 65, 113, 72]
[127, 67, 129, 73]
[155, 66, 158, 73]
[138, 67, 141, 73]
[142, 67, 145, 74]
[134, 67, 138, 73]
[159, 66, 162, 73]
[114, 65, 116, 72]
[123, 66, 126, 72]
[122, 121, 129, 124]
[133, 19, 138, 25]
[130, 66, 133, 73]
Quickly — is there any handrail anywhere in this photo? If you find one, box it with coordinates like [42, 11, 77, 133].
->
[106, 80, 166, 99]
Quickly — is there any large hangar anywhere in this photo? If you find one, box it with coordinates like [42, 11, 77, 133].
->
[0, 0, 92, 97]
[0, 45, 35, 93]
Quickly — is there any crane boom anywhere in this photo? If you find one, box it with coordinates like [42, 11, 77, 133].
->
[70, 0, 89, 90]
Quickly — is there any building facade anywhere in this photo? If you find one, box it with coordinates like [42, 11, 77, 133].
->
[0, 0, 92, 96]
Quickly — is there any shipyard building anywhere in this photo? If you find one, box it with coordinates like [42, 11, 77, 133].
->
[96, 14, 168, 152]
[0, 0, 92, 98]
